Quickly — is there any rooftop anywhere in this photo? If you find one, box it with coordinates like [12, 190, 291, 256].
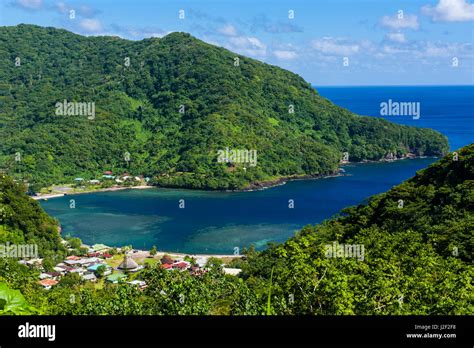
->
[92, 244, 109, 252]
[118, 254, 139, 270]
[87, 263, 108, 271]
[38, 279, 59, 287]
[106, 273, 127, 282]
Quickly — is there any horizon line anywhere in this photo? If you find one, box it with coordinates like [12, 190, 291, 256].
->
[312, 84, 474, 87]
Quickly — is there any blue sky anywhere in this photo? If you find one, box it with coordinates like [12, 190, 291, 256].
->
[1, 0, 473, 85]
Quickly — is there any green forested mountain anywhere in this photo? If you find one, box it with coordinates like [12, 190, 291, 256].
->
[0, 145, 471, 315]
[0, 174, 63, 256]
[0, 24, 448, 190]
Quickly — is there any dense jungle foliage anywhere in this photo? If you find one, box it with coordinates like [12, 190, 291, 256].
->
[0, 24, 449, 190]
[0, 144, 471, 315]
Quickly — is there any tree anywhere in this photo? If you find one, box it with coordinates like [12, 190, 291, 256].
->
[0, 25, 448, 191]
[42, 257, 55, 273]
[205, 257, 224, 274]
[67, 237, 82, 250]
[59, 273, 82, 287]
[94, 265, 106, 278]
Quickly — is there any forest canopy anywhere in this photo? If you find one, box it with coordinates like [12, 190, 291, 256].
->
[0, 24, 449, 190]
[0, 144, 471, 315]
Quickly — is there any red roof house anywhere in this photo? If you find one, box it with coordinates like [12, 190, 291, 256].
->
[172, 261, 189, 270]
[38, 279, 59, 288]
[66, 256, 81, 261]
[160, 255, 174, 265]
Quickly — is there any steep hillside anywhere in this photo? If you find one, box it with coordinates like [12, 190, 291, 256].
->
[0, 174, 63, 256]
[0, 146, 470, 315]
[238, 144, 473, 314]
[0, 24, 449, 190]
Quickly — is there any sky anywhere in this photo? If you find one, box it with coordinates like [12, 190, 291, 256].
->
[1, 0, 473, 85]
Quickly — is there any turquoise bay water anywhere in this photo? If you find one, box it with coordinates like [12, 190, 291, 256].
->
[42, 159, 436, 254]
[41, 86, 473, 254]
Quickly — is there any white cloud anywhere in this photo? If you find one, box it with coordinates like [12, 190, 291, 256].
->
[386, 33, 406, 43]
[14, 0, 42, 10]
[79, 18, 103, 33]
[273, 50, 298, 59]
[382, 45, 410, 55]
[381, 41, 473, 59]
[422, 0, 474, 22]
[218, 24, 238, 36]
[417, 41, 471, 57]
[107, 24, 168, 39]
[129, 28, 168, 38]
[380, 13, 419, 30]
[227, 36, 267, 57]
[55, 1, 68, 13]
[247, 37, 265, 49]
[54, 2, 98, 18]
[311, 37, 360, 56]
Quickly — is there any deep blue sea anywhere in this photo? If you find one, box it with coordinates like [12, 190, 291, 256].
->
[41, 86, 473, 254]
[317, 86, 473, 151]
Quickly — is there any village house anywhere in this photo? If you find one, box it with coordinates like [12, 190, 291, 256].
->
[69, 267, 86, 275]
[38, 279, 58, 290]
[189, 266, 207, 277]
[39, 273, 52, 280]
[87, 251, 112, 258]
[102, 171, 115, 180]
[106, 273, 127, 284]
[171, 261, 191, 271]
[64, 257, 101, 267]
[87, 263, 112, 275]
[18, 258, 43, 268]
[82, 273, 97, 282]
[52, 266, 67, 275]
[66, 255, 81, 261]
[160, 255, 175, 265]
[118, 254, 143, 272]
[195, 257, 208, 268]
[45, 271, 62, 279]
[91, 244, 110, 252]
[223, 268, 242, 276]
[127, 280, 147, 290]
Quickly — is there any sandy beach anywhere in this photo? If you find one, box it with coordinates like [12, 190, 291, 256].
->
[129, 249, 243, 261]
[32, 185, 153, 200]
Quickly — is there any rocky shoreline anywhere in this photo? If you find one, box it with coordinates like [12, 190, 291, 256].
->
[32, 154, 434, 200]
[237, 172, 343, 192]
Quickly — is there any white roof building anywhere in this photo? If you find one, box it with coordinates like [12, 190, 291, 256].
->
[39, 273, 52, 280]
[64, 257, 101, 266]
[223, 268, 242, 276]
[196, 257, 208, 267]
[82, 273, 97, 282]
